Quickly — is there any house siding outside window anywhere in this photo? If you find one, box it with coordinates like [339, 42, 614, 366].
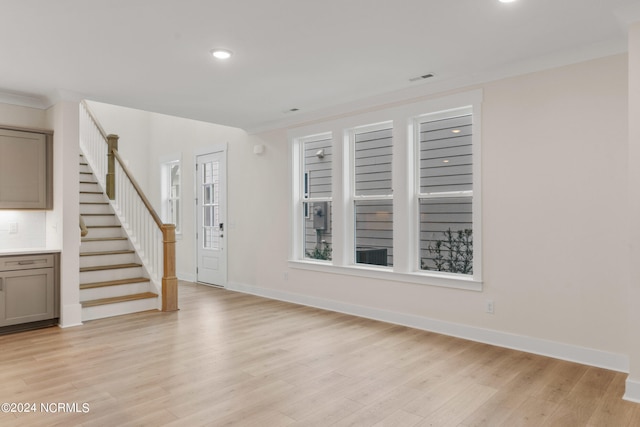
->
[289, 90, 482, 290]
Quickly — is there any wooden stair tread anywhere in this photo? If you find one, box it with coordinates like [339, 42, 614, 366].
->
[80, 191, 103, 194]
[81, 213, 115, 216]
[80, 277, 150, 289]
[86, 225, 121, 228]
[81, 237, 127, 242]
[80, 263, 142, 272]
[81, 292, 157, 308]
[80, 202, 109, 205]
[80, 250, 135, 257]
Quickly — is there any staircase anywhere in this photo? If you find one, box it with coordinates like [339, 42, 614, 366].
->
[79, 154, 159, 321]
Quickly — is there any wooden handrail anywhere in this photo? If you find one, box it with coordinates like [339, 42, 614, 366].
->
[79, 215, 88, 237]
[112, 149, 164, 228]
[80, 100, 108, 141]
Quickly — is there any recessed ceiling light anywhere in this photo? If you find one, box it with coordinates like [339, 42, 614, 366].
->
[443, 160, 450, 163]
[452, 129, 461, 134]
[211, 49, 233, 60]
[499, 0, 517, 3]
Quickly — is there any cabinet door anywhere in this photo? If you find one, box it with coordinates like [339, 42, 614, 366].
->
[0, 268, 54, 327]
[0, 128, 48, 209]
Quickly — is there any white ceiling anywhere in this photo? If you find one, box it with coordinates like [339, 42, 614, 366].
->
[0, 0, 638, 132]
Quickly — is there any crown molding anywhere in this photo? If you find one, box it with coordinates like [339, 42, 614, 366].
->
[0, 90, 48, 109]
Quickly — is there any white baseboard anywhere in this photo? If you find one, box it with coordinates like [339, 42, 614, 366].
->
[58, 303, 83, 328]
[227, 281, 629, 373]
[178, 272, 196, 282]
[624, 378, 640, 403]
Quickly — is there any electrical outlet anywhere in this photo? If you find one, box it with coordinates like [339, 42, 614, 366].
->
[9, 222, 18, 234]
[486, 300, 494, 314]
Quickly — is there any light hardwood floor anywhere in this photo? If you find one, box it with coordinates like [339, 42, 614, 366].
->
[1, 281, 639, 426]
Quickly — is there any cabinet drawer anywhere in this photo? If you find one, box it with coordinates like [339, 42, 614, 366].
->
[0, 254, 54, 272]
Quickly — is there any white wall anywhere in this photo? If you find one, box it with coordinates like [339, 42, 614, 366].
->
[84, 101, 152, 193]
[626, 21, 640, 400]
[146, 113, 247, 280]
[230, 54, 630, 369]
[481, 54, 628, 352]
[85, 54, 631, 372]
[87, 102, 248, 280]
[45, 101, 81, 328]
[0, 104, 49, 251]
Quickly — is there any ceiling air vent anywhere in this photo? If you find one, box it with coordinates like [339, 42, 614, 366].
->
[409, 73, 435, 82]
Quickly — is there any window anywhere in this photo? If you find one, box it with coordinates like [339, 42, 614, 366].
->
[351, 123, 393, 267]
[417, 108, 473, 275]
[299, 134, 333, 261]
[161, 158, 181, 234]
[289, 90, 482, 289]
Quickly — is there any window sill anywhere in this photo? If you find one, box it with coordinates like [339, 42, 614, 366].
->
[288, 260, 482, 291]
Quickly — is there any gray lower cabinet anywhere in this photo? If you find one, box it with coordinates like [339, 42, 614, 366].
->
[0, 254, 57, 328]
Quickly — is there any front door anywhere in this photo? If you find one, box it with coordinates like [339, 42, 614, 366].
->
[196, 151, 226, 286]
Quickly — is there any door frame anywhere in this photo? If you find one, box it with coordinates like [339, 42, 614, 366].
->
[194, 144, 227, 287]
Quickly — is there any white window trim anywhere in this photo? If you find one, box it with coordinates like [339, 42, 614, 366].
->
[412, 105, 481, 283]
[291, 132, 333, 261]
[347, 121, 394, 268]
[288, 89, 483, 291]
[160, 153, 182, 237]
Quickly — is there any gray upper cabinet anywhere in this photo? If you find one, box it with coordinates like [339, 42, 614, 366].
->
[0, 127, 53, 209]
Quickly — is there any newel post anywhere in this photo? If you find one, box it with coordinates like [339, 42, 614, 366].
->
[106, 134, 119, 200]
[161, 223, 178, 312]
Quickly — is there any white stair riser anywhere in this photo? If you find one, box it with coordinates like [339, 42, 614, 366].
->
[79, 164, 93, 173]
[80, 182, 102, 192]
[80, 193, 108, 203]
[83, 227, 124, 239]
[80, 266, 144, 284]
[82, 297, 158, 322]
[82, 215, 119, 227]
[80, 281, 154, 301]
[80, 239, 131, 252]
[79, 252, 138, 268]
[80, 204, 112, 214]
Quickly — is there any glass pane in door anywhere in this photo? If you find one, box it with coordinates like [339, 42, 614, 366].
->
[201, 161, 220, 250]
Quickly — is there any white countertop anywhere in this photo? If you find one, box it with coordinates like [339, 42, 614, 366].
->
[0, 248, 61, 256]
